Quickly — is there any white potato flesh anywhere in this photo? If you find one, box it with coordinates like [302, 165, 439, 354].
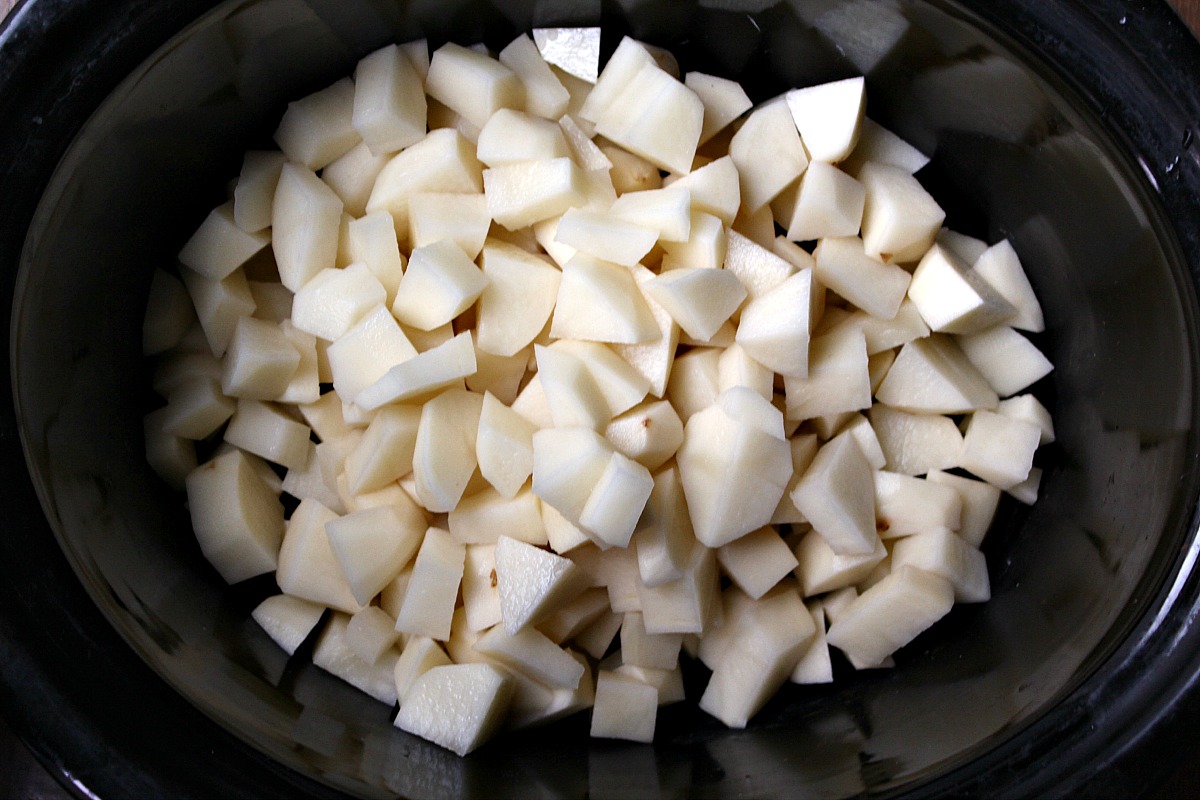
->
[426, 43, 524, 130]
[621, 612, 682, 670]
[355, 330, 477, 410]
[495, 535, 588, 634]
[391, 239, 488, 331]
[660, 210, 726, 272]
[699, 589, 814, 728]
[643, 268, 747, 343]
[475, 391, 537, 499]
[326, 305, 418, 401]
[476, 108, 570, 167]
[346, 605, 401, 664]
[790, 432, 878, 556]
[631, 466, 695, 589]
[179, 266, 257, 358]
[580, 37, 654, 122]
[826, 565, 955, 666]
[734, 269, 814, 379]
[907, 243, 1016, 334]
[394, 527, 466, 640]
[219, 316, 301, 401]
[875, 336, 999, 415]
[484, 157, 587, 231]
[551, 255, 661, 344]
[460, 544, 502, 632]
[224, 398, 311, 470]
[274, 78, 360, 170]
[353, 43, 427, 156]
[972, 238, 1045, 332]
[669, 156, 741, 224]
[868, 404, 965, 476]
[347, 212, 405, 304]
[393, 636, 453, 706]
[323, 142, 390, 218]
[995, 393, 1056, 444]
[473, 625, 585, 690]
[530, 428, 612, 532]
[313, 613, 400, 706]
[233, 151, 287, 233]
[366, 129, 483, 232]
[592, 60, 703, 176]
[291, 263, 387, 342]
[676, 388, 792, 548]
[407, 192, 491, 258]
[448, 486, 546, 546]
[604, 400, 684, 472]
[892, 530, 990, 603]
[411, 389, 483, 513]
[272, 163, 345, 292]
[394, 663, 513, 756]
[792, 528, 887, 597]
[578, 449, 655, 548]
[776, 161, 866, 243]
[276, 499, 363, 613]
[251, 594, 325, 656]
[179, 202, 271, 281]
[554, 207, 658, 267]
[785, 77, 866, 164]
[590, 670, 658, 743]
[957, 325, 1054, 397]
[782, 326, 871, 420]
[715, 526, 799, 600]
[326, 504, 425, 606]
[959, 409, 1041, 489]
[686, 71, 753, 145]
[185, 448, 284, 584]
[840, 118, 930, 177]
[873, 471, 963, 538]
[608, 186, 691, 242]
[814, 235, 911, 320]
[858, 161, 945, 263]
[498, 34, 569, 120]
[157, 35, 1058, 755]
[729, 99, 809, 211]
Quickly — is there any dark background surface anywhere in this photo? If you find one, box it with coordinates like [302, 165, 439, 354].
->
[1, 0, 1200, 797]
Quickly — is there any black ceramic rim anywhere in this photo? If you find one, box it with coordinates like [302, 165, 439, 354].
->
[2, 0, 1200, 798]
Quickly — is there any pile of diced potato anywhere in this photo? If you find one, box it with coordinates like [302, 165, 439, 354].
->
[141, 29, 1054, 757]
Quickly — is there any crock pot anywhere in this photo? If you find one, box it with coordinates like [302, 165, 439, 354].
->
[2, 0, 1200, 796]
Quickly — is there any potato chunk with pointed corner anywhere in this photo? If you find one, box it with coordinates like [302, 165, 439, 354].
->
[676, 388, 792, 548]
[185, 448, 284, 584]
[272, 163, 344, 292]
[729, 99, 809, 211]
[326, 504, 425, 606]
[790, 432, 878, 556]
[699, 589, 815, 729]
[476, 241, 561, 357]
[251, 594, 325, 656]
[426, 43, 524, 130]
[826, 565, 955, 666]
[551, 255, 661, 344]
[394, 527, 466, 640]
[412, 389, 483, 513]
[353, 43, 427, 156]
[495, 535, 588, 634]
[785, 76, 866, 163]
[394, 663, 513, 756]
